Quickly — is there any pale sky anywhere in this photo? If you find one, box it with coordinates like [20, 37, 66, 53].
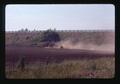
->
[5, 4, 115, 31]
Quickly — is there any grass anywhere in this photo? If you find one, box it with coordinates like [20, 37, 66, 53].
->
[6, 57, 115, 79]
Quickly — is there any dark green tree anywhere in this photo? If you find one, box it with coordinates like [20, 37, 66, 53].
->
[32, 29, 61, 47]
[41, 29, 60, 42]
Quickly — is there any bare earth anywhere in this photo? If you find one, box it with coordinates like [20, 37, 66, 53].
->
[6, 46, 114, 66]
[6, 46, 114, 79]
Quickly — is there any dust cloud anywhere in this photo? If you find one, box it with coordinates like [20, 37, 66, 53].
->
[55, 32, 115, 53]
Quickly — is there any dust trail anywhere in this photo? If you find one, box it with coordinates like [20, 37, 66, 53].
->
[55, 32, 115, 53]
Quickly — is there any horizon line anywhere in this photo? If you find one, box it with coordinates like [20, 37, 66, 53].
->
[6, 29, 115, 32]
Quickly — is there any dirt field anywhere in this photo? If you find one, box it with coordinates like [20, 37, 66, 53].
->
[5, 46, 115, 79]
[6, 46, 114, 66]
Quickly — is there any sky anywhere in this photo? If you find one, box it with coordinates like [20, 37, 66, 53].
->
[5, 4, 115, 31]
